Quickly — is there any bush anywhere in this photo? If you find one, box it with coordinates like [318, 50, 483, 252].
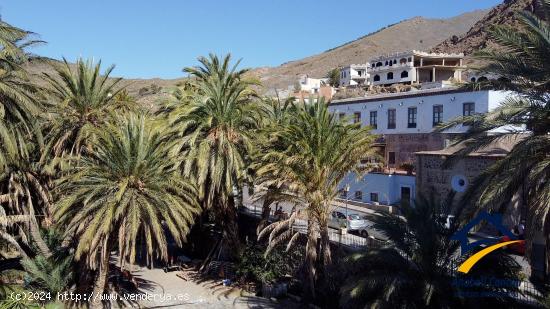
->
[236, 242, 303, 284]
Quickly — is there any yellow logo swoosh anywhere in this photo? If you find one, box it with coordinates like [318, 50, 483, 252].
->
[457, 240, 524, 274]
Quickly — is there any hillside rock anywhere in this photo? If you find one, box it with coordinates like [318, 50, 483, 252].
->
[431, 0, 536, 55]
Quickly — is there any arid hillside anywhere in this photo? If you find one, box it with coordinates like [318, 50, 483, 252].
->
[250, 9, 488, 91]
[432, 0, 537, 56]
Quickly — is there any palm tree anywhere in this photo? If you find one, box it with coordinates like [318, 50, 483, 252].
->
[257, 97, 379, 298]
[166, 53, 260, 255]
[325, 67, 341, 88]
[112, 89, 140, 113]
[0, 126, 53, 258]
[337, 194, 522, 309]
[252, 94, 297, 232]
[20, 255, 73, 295]
[54, 113, 200, 308]
[42, 58, 123, 161]
[436, 0, 550, 273]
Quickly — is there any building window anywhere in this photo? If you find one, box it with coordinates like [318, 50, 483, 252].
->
[370, 192, 379, 202]
[433, 105, 443, 127]
[463, 102, 475, 116]
[401, 71, 409, 78]
[388, 152, 396, 165]
[339, 113, 345, 120]
[369, 111, 377, 129]
[399, 58, 407, 64]
[353, 112, 361, 124]
[376, 62, 383, 67]
[407, 107, 417, 128]
[387, 72, 394, 80]
[354, 191, 362, 200]
[387, 109, 396, 129]
[373, 75, 380, 82]
[339, 188, 348, 198]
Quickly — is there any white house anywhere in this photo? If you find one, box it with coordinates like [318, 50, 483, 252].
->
[340, 64, 370, 87]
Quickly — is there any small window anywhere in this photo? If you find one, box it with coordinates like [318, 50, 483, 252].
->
[399, 58, 407, 64]
[387, 109, 396, 129]
[433, 105, 443, 127]
[470, 77, 476, 82]
[387, 72, 394, 80]
[376, 62, 383, 67]
[353, 112, 361, 124]
[407, 57, 412, 62]
[354, 191, 362, 200]
[388, 152, 396, 165]
[407, 107, 417, 128]
[401, 71, 409, 78]
[463, 102, 475, 116]
[373, 75, 380, 82]
[370, 192, 379, 202]
[369, 111, 377, 129]
[339, 188, 348, 198]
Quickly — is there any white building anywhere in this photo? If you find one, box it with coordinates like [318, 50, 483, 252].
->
[331, 87, 510, 209]
[340, 64, 369, 87]
[329, 87, 509, 135]
[295, 75, 326, 94]
[368, 50, 464, 87]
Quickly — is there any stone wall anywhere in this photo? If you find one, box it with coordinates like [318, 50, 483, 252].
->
[385, 133, 454, 168]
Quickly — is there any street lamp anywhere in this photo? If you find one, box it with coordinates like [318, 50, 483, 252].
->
[344, 184, 350, 218]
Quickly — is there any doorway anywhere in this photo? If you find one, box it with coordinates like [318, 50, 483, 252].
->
[400, 187, 411, 208]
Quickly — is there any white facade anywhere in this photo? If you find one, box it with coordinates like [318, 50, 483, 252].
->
[340, 64, 369, 87]
[339, 172, 416, 205]
[296, 75, 325, 94]
[369, 50, 464, 86]
[329, 88, 509, 135]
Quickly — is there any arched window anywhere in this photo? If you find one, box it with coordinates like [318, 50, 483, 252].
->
[373, 75, 380, 82]
[376, 62, 383, 67]
[385, 61, 388, 66]
[478, 76, 488, 82]
[399, 58, 407, 64]
[401, 71, 408, 78]
[387, 72, 393, 80]
[393, 59, 397, 64]
[470, 77, 476, 82]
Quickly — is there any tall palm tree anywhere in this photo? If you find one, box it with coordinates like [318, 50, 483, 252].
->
[337, 194, 522, 309]
[42, 58, 123, 161]
[436, 0, 550, 273]
[257, 97, 379, 298]
[252, 94, 297, 232]
[166, 54, 260, 254]
[54, 113, 200, 308]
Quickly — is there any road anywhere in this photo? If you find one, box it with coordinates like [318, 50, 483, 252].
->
[241, 189, 388, 244]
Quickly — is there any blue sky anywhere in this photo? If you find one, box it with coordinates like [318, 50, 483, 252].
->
[1, 0, 501, 79]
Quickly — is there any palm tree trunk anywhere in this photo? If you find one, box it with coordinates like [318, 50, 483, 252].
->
[223, 196, 241, 257]
[319, 217, 332, 269]
[257, 196, 272, 235]
[304, 219, 319, 299]
[91, 238, 111, 309]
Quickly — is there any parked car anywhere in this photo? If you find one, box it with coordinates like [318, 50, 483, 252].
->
[329, 211, 373, 233]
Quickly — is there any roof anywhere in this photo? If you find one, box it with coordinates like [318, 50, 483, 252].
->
[330, 86, 470, 105]
[415, 134, 526, 158]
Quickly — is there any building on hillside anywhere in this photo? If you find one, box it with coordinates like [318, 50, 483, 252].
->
[368, 51, 464, 87]
[295, 74, 326, 94]
[340, 64, 369, 87]
[292, 84, 335, 102]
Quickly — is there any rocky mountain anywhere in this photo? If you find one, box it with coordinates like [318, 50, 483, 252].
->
[431, 0, 537, 55]
[249, 9, 489, 91]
